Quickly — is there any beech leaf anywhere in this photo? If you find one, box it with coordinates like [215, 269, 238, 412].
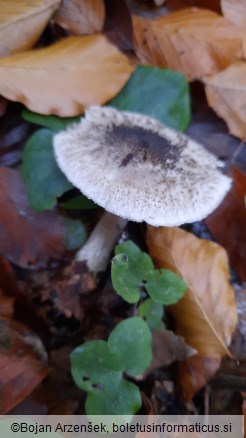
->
[132, 8, 243, 80]
[147, 226, 238, 358]
[0, 0, 60, 56]
[204, 61, 246, 139]
[0, 35, 134, 116]
[55, 0, 105, 35]
[221, 0, 246, 29]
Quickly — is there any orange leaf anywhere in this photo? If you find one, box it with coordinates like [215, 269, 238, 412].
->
[55, 0, 105, 35]
[204, 61, 246, 139]
[0, 0, 60, 56]
[0, 35, 134, 116]
[179, 356, 221, 400]
[221, 0, 246, 29]
[132, 8, 243, 80]
[206, 167, 246, 281]
[0, 318, 49, 413]
[147, 226, 237, 357]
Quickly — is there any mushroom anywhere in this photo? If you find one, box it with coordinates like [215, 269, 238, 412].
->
[53, 106, 231, 271]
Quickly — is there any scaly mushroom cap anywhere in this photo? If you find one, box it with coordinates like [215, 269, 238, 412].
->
[53, 106, 231, 226]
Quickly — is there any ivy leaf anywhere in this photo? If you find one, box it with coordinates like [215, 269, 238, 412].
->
[70, 340, 122, 393]
[86, 379, 141, 416]
[109, 65, 190, 131]
[108, 317, 152, 376]
[145, 269, 187, 305]
[22, 109, 80, 131]
[139, 298, 164, 330]
[22, 129, 72, 211]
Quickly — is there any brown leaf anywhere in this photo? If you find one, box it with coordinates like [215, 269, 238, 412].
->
[55, 0, 105, 35]
[132, 8, 243, 80]
[0, 290, 14, 319]
[179, 356, 221, 400]
[204, 62, 246, 139]
[0, 167, 65, 268]
[147, 226, 238, 357]
[144, 329, 197, 376]
[0, 0, 60, 56]
[221, 0, 246, 29]
[206, 167, 246, 281]
[0, 318, 49, 413]
[166, 0, 221, 12]
[0, 35, 134, 116]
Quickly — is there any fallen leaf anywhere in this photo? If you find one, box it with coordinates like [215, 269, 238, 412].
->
[204, 61, 246, 139]
[166, 0, 221, 12]
[55, 0, 105, 35]
[0, 0, 61, 56]
[0, 290, 14, 319]
[147, 226, 237, 357]
[229, 284, 246, 360]
[179, 356, 221, 400]
[132, 8, 243, 80]
[0, 35, 134, 116]
[206, 167, 246, 281]
[221, 0, 246, 29]
[0, 318, 49, 413]
[144, 329, 197, 376]
[0, 167, 65, 268]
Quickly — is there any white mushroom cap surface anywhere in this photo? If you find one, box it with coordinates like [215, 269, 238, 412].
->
[53, 106, 232, 226]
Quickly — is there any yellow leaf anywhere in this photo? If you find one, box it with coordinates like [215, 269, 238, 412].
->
[204, 61, 246, 139]
[55, 0, 105, 35]
[0, 35, 134, 116]
[132, 8, 243, 80]
[0, 0, 61, 56]
[147, 226, 238, 357]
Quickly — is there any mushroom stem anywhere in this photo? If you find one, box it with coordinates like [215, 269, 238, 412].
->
[76, 212, 127, 273]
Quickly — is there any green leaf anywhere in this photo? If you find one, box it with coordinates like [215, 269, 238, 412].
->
[145, 269, 187, 305]
[62, 217, 87, 250]
[139, 298, 164, 330]
[22, 109, 80, 131]
[109, 65, 190, 131]
[70, 340, 122, 393]
[86, 380, 141, 416]
[111, 253, 141, 304]
[22, 129, 72, 211]
[115, 241, 154, 282]
[61, 194, 97, 210]
[108, 317, 152, 376]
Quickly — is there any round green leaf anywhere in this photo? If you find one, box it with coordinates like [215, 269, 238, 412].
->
[22, 129, 72, 211]
[85, 380, 141, 416]
[108, 317, 152, 376]
[109, 65, 191, 131]
[145, 269, 187, 304]
[115, 241, 154, 280]
[111, 253, 141, 303]
[62, 217, 87, 250]
[70, 340, 122, 393]
[139, 298, 164, 330]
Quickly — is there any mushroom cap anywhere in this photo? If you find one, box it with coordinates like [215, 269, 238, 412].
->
[53, 106, 232, 226]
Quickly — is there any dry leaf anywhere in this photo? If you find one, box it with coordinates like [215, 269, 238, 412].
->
[132, 8, 243, 80]
[0, 167, 65, 268]
[55, 0, 105, 35]
[204, 61, 246, 139]
[221, 0, 246, 29]
[0, 0, 60, 56]
[179, 356, 221, 400]
[147, 226, 237, 357]
[0, 35, 134, 116]
[144, 329, 197, 376]
[206, 167, 246, 281]
[166, 0, 221, 12]
[0, 318, 49, 413]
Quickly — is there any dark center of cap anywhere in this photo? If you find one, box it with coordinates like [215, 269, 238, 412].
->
[106, 124, 186, 168]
